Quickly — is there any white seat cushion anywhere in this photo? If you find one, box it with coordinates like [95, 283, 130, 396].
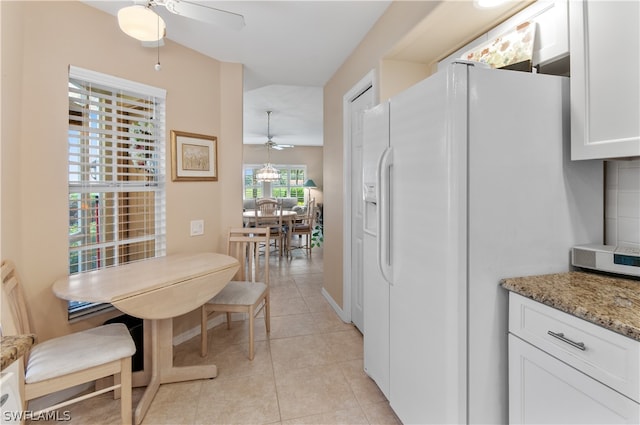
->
[25, 323, 136, 384]
[207, 281, 267, 306]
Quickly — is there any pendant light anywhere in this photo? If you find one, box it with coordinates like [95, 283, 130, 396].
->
[256, 111, 281, 182]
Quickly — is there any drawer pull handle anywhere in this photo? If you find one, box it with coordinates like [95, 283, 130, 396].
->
[547, 331, 586, 351]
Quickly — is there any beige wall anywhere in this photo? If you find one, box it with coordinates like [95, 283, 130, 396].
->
[322, 1, 440, 309]
[1, 1, 244, 340]
[243, 145, 324, 204]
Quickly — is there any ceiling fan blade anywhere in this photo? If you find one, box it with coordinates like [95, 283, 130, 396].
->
[160, 0, 245, 30]
[272, 145, 284, 151]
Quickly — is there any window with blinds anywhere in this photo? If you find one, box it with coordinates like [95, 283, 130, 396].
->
[67, 66, 167, 319]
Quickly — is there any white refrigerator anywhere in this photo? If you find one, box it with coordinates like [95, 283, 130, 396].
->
[362, 61, 603, 424]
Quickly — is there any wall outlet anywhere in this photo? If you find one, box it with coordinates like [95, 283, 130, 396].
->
[190, 219, 204, 236]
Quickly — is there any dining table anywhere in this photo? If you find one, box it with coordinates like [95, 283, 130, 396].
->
[52, 252, 239, 425]
[242, 209, 299, 255]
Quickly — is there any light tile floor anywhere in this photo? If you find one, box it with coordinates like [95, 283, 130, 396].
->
[32, 244, 401, 425]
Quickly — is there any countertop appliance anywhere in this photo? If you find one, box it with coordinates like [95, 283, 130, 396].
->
[362, 61, 604, 424]
[572, 244, 640, 277]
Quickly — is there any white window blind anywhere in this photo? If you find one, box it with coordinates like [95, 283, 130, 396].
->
[67, 66, 166, 318]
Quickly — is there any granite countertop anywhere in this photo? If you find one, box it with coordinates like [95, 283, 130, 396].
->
[500, 271, 639, 342]
[1, 334, 36, 371]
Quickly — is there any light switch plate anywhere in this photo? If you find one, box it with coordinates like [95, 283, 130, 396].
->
[190, 219, 204, 236]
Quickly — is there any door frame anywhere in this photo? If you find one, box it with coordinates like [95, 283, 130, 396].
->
[341, 69, 377, 324]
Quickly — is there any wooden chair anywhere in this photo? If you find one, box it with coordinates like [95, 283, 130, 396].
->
[290, 198, 316, 256]
[200, 228, 270, 360]
[0, 260, 136, 424]
[255, 198, 278, 215]
[254, 198, 286, 256]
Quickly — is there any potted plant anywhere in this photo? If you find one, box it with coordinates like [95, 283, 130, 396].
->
[311, 223, 323, 248]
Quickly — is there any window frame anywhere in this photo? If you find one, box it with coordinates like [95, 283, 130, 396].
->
[67, 66, 167, 319]
[243, 164, 307, 204]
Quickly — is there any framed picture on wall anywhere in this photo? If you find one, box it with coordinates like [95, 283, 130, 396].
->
[171, 130, 218, 181]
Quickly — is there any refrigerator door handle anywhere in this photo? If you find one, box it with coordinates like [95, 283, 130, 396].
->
[377, 146, 393, 285]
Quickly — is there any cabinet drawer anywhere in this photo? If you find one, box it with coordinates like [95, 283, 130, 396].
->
[509, 292, 639, 402]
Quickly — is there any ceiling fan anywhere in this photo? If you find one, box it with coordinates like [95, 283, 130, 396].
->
[264, 111, 294, 150]
[118, 0, 245, 42]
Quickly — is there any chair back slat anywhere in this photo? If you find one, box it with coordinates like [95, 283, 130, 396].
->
[1, 260, 33, 337]
[254, 198, 282, 229]
[256, 198, 278, 215]
[227, 228, 270, 285]
[307, 198, 316, 226]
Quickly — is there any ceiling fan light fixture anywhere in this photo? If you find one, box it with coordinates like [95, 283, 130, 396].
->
[118, 5, 166, 42]
[256, 163, 280, 182]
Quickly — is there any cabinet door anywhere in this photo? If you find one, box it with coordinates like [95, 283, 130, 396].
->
[570, 0, 640, 160]
[509, 334, 640, 424]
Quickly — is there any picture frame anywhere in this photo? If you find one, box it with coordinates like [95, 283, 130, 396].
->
[171, 130, 218, 181]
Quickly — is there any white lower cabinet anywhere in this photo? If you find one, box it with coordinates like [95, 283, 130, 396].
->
[508, 293, 640, 424]
[509, 335, 639, 424]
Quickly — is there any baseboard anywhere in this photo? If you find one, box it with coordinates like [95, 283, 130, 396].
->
[28, 314, 246, 411]
[174, 292, 347, 345]
[171, 312, 246, 346]
[321, 287, 350, 323]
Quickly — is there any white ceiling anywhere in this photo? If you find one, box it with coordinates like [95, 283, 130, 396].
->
[82, 0, 393, 146]
[83, 1, 532, 147]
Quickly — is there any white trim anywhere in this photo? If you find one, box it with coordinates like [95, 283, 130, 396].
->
[69, 65, 167, 99]
[322, 287, 350, 323]
[171, 312, 246, 346]
[341, 69, 377, 325]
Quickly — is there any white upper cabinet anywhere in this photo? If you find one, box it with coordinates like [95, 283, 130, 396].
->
[570, 0, 640, 160]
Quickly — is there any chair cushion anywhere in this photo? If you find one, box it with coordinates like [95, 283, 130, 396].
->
[25, 323, 136, 384]
[207, 281, 267, 306]
[269, 227, 284, 235]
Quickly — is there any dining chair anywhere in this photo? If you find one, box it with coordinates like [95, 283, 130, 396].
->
[0, 260, 136, 424]
[200, 227, 270, 360]
[255, 198, 278, 215]
[289, 198, 316, 256]
[254, 198, 286, 256]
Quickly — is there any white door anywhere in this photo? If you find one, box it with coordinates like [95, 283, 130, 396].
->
[349, 86, 373, 332]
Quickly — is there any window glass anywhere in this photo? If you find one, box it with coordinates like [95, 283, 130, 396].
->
[68, 68, 166, 319]
[243, 164, 306, 204]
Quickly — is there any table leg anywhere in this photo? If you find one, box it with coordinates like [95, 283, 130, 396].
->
[133, 318, 219, 424]
[134, 319, 161, 425]
[158, 317, 217, 383]
[286, 217, 293, 258]
[132, 320, 152, 388]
